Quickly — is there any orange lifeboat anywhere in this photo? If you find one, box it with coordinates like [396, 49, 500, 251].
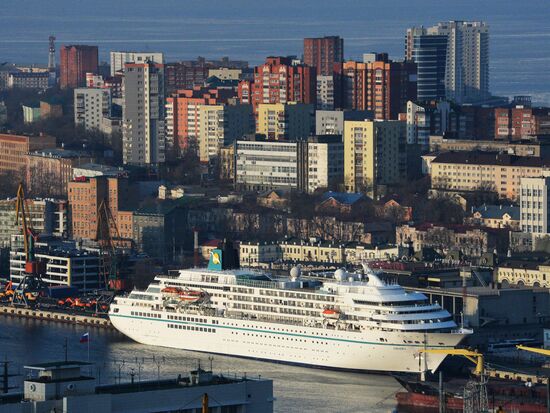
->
[162, 287, 183, 296]
[179, 289, 204, 303]
[322, 308, 340, 319]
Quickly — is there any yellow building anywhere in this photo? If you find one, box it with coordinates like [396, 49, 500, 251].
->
[430, 152, 546, 200]
[496, 262, 550, 288]
[343, 119, 406, 193]
[198, 104, 253, 163]
[256, 103, 313, 140]
[280, 238, 345, 264]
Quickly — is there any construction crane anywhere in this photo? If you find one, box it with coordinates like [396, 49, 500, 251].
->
[95, 199, 126, 291]
[12, 183, 44, 306]
[516, 345, 550, 413]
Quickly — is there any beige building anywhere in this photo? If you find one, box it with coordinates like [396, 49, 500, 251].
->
[429, 135, 549, 158]
[256, 103, 313, 140]
[239, 241, 281, 267]
[280, 238, 345, 264]
[344, 119, 406, 193]
[198, 103, 253, 163]
[208, 68, 242, 80]
[430, 152, 547, 200]
[496, 261, 550, 288]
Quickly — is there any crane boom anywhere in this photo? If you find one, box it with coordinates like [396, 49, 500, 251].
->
[421, 349, 484, 375]
[516, 345, 550, 357]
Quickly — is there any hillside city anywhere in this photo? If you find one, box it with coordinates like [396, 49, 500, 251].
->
[2, 20, 550, 411]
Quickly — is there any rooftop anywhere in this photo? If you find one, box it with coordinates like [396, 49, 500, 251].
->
[432, 151, 547, 167]
[320, 191, 366, 205]
[29, 149, 91, 159]
[472, 204, 520, 220]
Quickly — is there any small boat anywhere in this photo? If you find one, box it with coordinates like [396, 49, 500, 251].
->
[161, 287, 183, 297]
[179, 289, 205, 303]
[322, 308, 340, 319]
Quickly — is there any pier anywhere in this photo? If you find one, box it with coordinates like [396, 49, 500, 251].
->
[0, 304, 112, 328]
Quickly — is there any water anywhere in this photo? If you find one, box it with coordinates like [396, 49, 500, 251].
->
[0, 316, 401, 412]
[0, 0, 549, 104]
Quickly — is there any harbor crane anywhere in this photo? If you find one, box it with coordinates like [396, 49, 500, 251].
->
[516, 345, 550, 413]
[420, 348, 485, 375]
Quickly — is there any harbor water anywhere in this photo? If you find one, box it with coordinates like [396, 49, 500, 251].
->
[0, 316, 401, 412]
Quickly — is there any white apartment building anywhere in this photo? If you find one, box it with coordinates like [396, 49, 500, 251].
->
[306, 136, 344, 193]
[10, 246, 101, 291]
[235, 140, 299, 191]
[74, 88, 112, 131]
[316, 75, 335, 110]
[109, 51, 164, 76]
[520, 176, 550, 234]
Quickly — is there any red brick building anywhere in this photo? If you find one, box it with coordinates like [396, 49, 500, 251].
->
[60, 45, 98, 89]
[336, 56, 416, 119]
[303, 36, 344, 76]
[166, 87, 236, 150]
[495, 106, 550, 140]
[0, 133, 56, 177]
[238, 57, 316, 111]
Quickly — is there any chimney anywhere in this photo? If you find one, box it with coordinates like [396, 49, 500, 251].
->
[193, 228, 200, 267]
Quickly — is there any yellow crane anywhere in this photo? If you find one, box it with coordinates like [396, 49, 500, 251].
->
[421, 349, 485, 375]
[517, 345, 550, 357]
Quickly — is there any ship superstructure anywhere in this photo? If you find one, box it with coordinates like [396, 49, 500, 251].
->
[109, 247, 469, 373]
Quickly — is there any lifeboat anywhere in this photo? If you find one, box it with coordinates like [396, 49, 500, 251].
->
[179, 289, 205, 303]
[161, 287, 183, 297]
[322, 308, 340, 319]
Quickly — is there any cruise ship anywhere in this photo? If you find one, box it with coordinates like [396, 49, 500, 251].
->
[109, 244, 470, 373]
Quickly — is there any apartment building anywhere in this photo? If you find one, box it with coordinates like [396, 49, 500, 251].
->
[495, 106, 550, 140]
[343, 120, 407, 193]
[60, 45, 98, 89]
[303, 36, 344, 76]
[0, 133, 56, 176]
[74, 88, 112, 131]
[255, 103, 313, 140]
[429, 135, 550, 158]
[430, 151, 548, 200]
[315, 110, 373, 135]
[109, 51, 164, 76]
[519, 176, 550, 234]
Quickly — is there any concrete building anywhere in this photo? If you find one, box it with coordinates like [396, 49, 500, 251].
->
[336, 57, 416, 119]
[255, 103, 313, 140]
[407, 21, 490, 104]
[406, 100, 450, 147]
[0, 133, 56, 176]
[315, 110, 373, 135]
[165, 87, 236, 151]
[303, 36, 344, 76]
[496, 259, 550, 288]
[520, 176, 550, 234]
[122, 62, 165, 166]
[0, 101, 7, 125]
[429, 135, 550, 158]
[235, 140, 299, 192]
[467, 204, 520, 230]
[316, 75, 335, 110]
[343, 120, 407, 193]
[68, 176, 130, 241]
[26, 149, 94, 197]
[72, 163, 127, 179]
[495, 106, 550, 140]
[39, 100, 63, 119]
[430, 151, 548, 200]
[235, 136, 342, 193]
[132, 201, 186, 264]
[238, 56, 316, 111]
[239, 240, 281, 267]
[74, 88, 112, 131]
[7, 71, 49, 89]
[306, 135, 344, 193]
[208, 67, 243, 80]
[0, 360, 273, 413]
[10, 242, 101, 291]
[0, 198, 67, 247]
[109, 51, 164, 76]
[60, 45, 98, 89]
[197, 103, 253, 163]
[22, 105, 41, 123]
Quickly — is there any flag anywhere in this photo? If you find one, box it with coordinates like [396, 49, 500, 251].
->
[80, 332, 89, 343]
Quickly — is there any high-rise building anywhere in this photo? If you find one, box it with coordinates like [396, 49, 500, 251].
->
[407, 21, 489, 103]
[59, 45, 98, 89]
[109, 51, 164, 76]
[303, 36, 344, 76]
[238, 57, 316, 111]
[256, 103, 313, 141]
[122, 62, 165, 166]
[343, 120, 407, 193]
[74, 88, 112, 131]
[336, 57, 416, 119]
[316, 75, 335, 110]
[165, 87, 236, 151]
[315, 110, 373, 136]
[68, 176, 130, 241]
[406, 100, 451, 147]
[520, 176, 550, 234]
[197, 103, 253, 163]
[495, 106, 550, 140]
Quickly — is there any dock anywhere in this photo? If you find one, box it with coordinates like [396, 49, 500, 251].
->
[0, 304, 113, 328]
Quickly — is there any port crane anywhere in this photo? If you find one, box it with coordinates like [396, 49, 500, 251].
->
[421, 349, 488, 413]
[11, 183, 45, 306]
[516, 345, 550, 413]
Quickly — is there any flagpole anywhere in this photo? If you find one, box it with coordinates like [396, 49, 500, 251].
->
[87, 332, 90, 363]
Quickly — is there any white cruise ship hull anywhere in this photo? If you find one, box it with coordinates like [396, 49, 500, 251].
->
[110, 311, 466, 373]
